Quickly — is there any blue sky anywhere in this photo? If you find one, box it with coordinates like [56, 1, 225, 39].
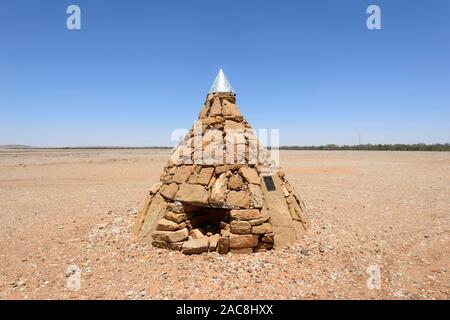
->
[1, 0, 449, 147]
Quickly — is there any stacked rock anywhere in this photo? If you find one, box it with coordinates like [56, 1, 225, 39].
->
[133, 89, 308, 254]
[136, 161, 277, 254]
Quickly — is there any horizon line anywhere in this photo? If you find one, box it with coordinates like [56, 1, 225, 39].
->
[1, 142, 449, 151]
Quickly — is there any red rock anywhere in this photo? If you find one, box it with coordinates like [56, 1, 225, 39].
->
[224, 120, 245, 132]
[230, 209, 263, 221]
[229, 234, 259, 248]
[210, 173, 227, 206]
[226, 191, 250, 208]
[230, 220, 251, 234]
[196, 167, 215, 186]
[222, 100, 242, 120]
[209, 234, 220, 251]
[251, 223, 272, 234]
[156, 218, 186, 231]
[149, 182, 162, 195]
[152, 228, 188, 243]
[209, 97, 222, 117]
[164, 211, 187, 224]
[172, 166, 194, 183]
[217, 237, 229, 254]
[248, 184, 263, 208]
[175, 184, 208, 206]
[182, 239, 209, 254]
[159, 183, 179, 200]
[228, 175, 243, 190]
[190, 228, 205, 239]
[238, 167, 260, 185]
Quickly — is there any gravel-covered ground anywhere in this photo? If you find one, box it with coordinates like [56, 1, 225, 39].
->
[0, 149, 448, 299]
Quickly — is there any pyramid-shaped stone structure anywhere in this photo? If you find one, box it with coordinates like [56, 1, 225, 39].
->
[133, 70, 308, 254]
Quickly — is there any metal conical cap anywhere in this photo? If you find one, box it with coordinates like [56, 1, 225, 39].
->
[208, 69, 235, 94]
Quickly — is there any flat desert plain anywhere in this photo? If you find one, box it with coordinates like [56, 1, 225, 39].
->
[0, 149, 448, 299]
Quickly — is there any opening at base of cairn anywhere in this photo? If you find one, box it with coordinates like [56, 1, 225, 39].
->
[148, 202, 274, 255]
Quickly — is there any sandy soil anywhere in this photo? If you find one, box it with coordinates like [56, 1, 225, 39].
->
[0, 149, 448, 300]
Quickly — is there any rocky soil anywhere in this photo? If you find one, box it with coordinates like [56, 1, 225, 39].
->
[0, 149, 448, 299]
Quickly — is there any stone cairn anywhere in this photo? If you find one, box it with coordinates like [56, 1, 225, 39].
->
[133, 71, 308, 254]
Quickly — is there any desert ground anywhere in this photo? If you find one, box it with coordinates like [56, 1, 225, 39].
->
[0, 149, 448, 300]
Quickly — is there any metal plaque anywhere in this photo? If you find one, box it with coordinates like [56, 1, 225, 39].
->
[263, 176, 276, 191]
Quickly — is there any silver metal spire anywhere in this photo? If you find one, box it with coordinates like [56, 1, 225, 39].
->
[208, 69, 235, 94]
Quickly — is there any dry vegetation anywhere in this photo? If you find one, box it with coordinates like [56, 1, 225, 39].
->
[0, 149, 448, 299]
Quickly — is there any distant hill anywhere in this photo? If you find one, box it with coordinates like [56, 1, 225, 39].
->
[0, 145, 171, 150]
[1, 144, 449, 151]
[279, 143, 450, 152]
[0, 145, 34, 149]
[55, 146, 173, 150]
